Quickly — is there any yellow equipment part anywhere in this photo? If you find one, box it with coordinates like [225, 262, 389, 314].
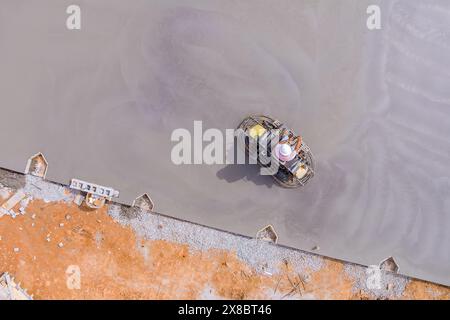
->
[85, 193, 106, 209]
[295, 164, 308, 179]
[248, 124, 267, 139]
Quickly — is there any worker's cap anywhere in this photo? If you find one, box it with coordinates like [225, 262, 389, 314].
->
[279, 144, 293, 157]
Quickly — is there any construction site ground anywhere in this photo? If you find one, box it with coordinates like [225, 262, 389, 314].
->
[2, 0, 450, 287]
[0, 168, 448, 300]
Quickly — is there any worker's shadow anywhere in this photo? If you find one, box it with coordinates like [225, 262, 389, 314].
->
[216, 164, 275, 188]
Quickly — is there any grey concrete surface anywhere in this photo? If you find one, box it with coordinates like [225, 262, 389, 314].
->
[0, 0, 449, 285]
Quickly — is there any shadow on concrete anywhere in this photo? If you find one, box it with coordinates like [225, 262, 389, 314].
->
[216, 164, 275, 188]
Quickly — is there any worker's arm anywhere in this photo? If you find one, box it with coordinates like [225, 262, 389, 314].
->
[279, 129, 291, 144]
[294, 136, 303, 152]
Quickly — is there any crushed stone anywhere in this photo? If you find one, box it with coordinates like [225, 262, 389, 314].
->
[0, 183, 12, 200]
[344, 264, 409, 299]
[108, 204, 324, 275]
[23, 175, 74, 204]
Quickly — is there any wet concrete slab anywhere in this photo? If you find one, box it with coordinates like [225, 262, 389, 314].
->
[0, 0, 449, 285]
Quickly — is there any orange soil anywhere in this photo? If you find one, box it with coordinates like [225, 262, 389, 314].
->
[0, 199, 448, 300]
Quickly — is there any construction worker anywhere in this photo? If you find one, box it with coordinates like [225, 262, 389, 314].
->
[276, 128, 302, 162]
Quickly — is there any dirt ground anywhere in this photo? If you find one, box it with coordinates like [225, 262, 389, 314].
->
[1, 196, 449, 300]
